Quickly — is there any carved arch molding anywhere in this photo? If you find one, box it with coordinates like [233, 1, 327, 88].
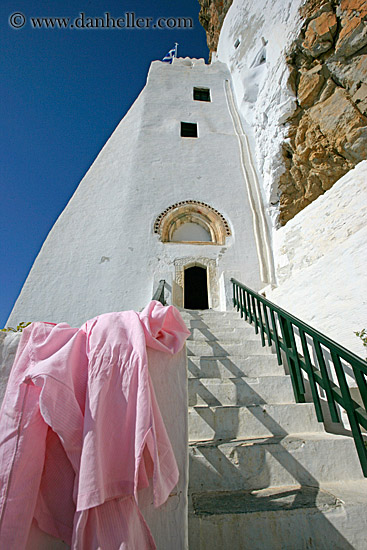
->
[154, 200, 231, 245]
[173, 257, 219, 309]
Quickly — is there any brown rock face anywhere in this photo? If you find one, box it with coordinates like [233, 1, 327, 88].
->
[298, 65, 325, 107]
[278, 0, 367, 225]
[198, 0, 233, 59]
[302, 10, 338, 57]
[309, 87, 367, 137]
[353, 82, 367, 113]
[336, 0, 367, 55]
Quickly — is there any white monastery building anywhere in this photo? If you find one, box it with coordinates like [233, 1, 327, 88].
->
[8, 58, 273, 327]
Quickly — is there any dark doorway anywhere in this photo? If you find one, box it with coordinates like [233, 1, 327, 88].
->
[184, 266, 209, 309]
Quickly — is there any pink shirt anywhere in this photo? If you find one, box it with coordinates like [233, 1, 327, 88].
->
[0, 301, 189, 549]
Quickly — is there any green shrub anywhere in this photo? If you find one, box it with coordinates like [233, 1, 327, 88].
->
[0, 322, 31, 333]
[355, 329, 367, 360]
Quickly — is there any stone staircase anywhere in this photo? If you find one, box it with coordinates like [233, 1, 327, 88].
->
[180, 309, 367, 550]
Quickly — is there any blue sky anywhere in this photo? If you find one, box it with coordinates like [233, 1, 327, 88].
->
[0, 0, 209, 327]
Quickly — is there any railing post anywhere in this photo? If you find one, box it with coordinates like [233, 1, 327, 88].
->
[256, 300, 265, 347]
[279, 315, 305, 403]
[243, 289, 249, 321]
[251, 295, 259, 334]
[332, 351, 367, 476]
[314, 341, 340, 423]
[353, 367, 367, 411]
[239, 287, 244, 318]
[270, 310, 282, 366]
[152, 280, 166, 305]
[246, 291, 253, 324]
[299, 330, 324, 422]
[262, 305, 272, 347]
[235, 284, 240, 312]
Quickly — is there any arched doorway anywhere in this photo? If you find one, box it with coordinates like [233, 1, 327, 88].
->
[184, 266, 209, 309]
[153, 200, 231, 244]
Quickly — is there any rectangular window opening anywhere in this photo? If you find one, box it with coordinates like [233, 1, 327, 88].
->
[193, 87, 211, 102]
[181, 122, 198, 138]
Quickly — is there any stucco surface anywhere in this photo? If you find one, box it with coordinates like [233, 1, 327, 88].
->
[267, 161, 367, 357]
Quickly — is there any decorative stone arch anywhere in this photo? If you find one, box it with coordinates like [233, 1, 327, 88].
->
[173, 257, 219, 309]
[154, 200, 231, 244]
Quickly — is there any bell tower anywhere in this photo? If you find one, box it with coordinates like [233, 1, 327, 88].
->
[8, 58, 271, 326]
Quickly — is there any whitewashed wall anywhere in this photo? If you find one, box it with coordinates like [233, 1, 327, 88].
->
[0, 332, 188, 549]
[266, 161, 367, 358]
[0, 332, 21, 404]
[216, 0, 304, 225]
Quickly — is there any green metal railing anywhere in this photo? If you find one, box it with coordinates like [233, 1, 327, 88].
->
[152, 279, 166, 305]
[231, 278, 367, 476]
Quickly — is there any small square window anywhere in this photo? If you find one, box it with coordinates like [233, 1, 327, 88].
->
[181, 122, 198, 138]
[193, 87, 211, 102]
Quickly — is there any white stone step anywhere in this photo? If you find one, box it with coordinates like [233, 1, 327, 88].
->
[188, 376, 294, 407]
[180, 309, 241, 319]
[187, 327, 259, 342]
[189, 433, 364, 493]
[184, 318, 249, 329]
[186, 340, 273, 357]
[188, 355, 284, 379]
[181, 313, 243, 326]
[188, 480, 367, 550]
[188, 403, 324, 441]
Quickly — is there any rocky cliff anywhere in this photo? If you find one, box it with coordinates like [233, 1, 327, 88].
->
[202, 0, 367, 225]
[198, 0, 233, 60]
[281, 0, 367, 223]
